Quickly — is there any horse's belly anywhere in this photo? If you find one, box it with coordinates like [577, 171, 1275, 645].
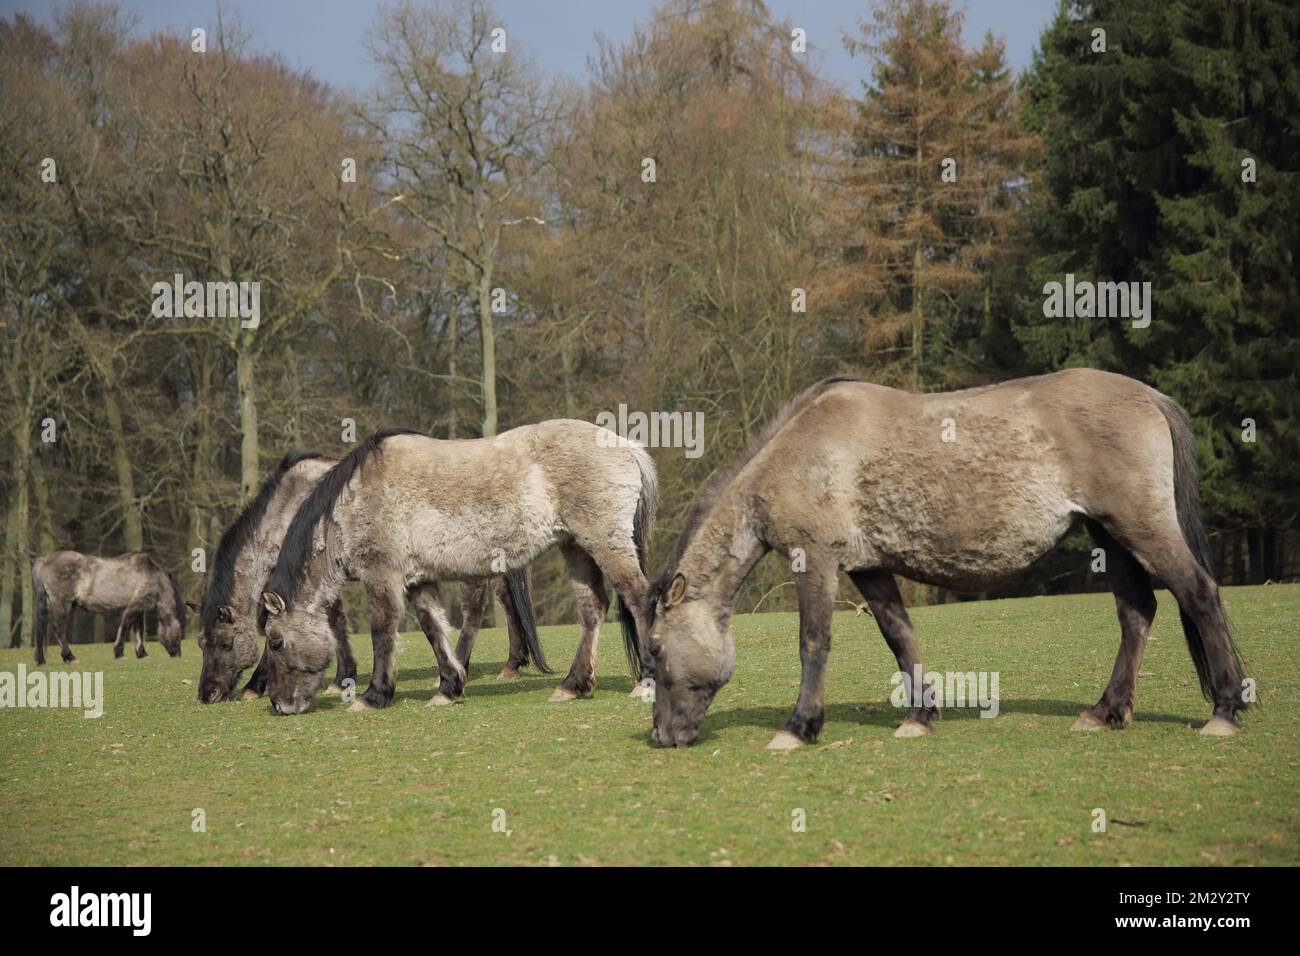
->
[856, 475, 1079, 591]
[74, 574, 134, 613]
[401, 501, 560, 580]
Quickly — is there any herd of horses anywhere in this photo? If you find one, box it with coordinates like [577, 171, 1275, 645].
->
[28, 369, 1251, 743]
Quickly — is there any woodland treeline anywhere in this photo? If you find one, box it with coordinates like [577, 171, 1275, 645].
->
[2, 0, 1296, 644]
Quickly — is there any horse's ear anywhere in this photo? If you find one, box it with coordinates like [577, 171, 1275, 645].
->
[665, 573, 687, 607]
[261, 592, 286, 617]
[217, 605, 236, 624]
[185, 601, 201, 614]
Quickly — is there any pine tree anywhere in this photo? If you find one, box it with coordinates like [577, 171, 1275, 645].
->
[840, 0, 1034, 389]
[1017, 0, 1300, 579]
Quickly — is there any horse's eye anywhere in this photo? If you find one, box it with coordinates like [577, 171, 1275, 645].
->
[221, 639, 234, 651]
[267, 634, 284, 651]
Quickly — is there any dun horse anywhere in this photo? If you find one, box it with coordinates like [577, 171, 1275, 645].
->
[644, 370, 1249, 750]
[260, 423, 656, 715]
[195, 449, 543, 704]
[31, 551, 185, 665]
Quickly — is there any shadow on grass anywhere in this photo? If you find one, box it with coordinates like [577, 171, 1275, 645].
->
[631, 697, 1198, 748]
[345, 660, 640, 707]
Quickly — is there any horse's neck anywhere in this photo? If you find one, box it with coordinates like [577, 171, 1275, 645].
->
[298, 517, 347, 612]
[686, 479, 767, 619]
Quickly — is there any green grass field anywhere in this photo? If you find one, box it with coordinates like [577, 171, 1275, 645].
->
[1, 584, 1295, 866]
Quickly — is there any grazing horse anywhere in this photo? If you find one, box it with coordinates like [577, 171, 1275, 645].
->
[31, 551, 185, 665]
[644, 370, 1249, 750]
[194, 449, 545, 704]
[260, 423, 657, 715]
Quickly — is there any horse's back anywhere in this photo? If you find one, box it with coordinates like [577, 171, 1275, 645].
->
[757, 370, 1173, 590]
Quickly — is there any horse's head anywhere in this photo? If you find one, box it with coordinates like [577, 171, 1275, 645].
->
[157, 611, 184, 658]
[646, 571, 734, 747]
[261, 591, 334, 715]
[194, 602, 260, 702]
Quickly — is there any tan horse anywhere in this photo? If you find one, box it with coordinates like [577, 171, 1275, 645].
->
[32, 551, 185, 664]
[260, 424, 657, 714]
[645, 370, 1249, 750]
[193, 449, 543, 704]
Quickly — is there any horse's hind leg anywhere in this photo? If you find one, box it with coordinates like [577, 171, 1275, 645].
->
[131, 609, 148, 658]
[768, 555, 838, 750]
[849, 570, 937, 737]
[1073, 522, 1157, 732]
[406, 581, 467, 707]
[112, 612, 129, 659]
[324, 598, 357, 696]
[550, 542, 609, 702]
[583, 542, 654, 699]
[52, 604, 77, 664]
[1120, 530, 1247, 735]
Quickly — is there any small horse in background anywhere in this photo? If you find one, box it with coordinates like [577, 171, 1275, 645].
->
[31, 551, 185, 665]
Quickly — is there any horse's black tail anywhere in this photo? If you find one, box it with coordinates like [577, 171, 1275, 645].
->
[619, 446, 658, 681]
[167, 572, 186, 637]
[31, 561, 49, 666]
[1154, 392, 1248, 708]
[504, 566, 550, 674]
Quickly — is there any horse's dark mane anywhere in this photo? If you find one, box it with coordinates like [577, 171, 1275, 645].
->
[265, 428, 422, 613]
[201, 448, 325, 631]
[645, 376, 862, 621]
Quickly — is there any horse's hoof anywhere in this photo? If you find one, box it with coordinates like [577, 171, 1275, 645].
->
[1070, 711, 1108, 732]
[548, 687, 579, 703]
[426, 693, 457, 707]
[322, 684, 343, 697]
[240, 689, 262, 702]
[1199, 715, 1240, 737]
[497, 667, 520, 680]
[894, 719, 933, 738]
[628, 679, 655, 701]
[347, 699, 375, 713]
[65, 657, 79, 666]
[766, 730, 804, 751]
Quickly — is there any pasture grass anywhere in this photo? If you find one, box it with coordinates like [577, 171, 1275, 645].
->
[1, 584, 1296, 866]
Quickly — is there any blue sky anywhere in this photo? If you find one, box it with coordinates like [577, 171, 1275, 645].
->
[1, 0, 1059, 93]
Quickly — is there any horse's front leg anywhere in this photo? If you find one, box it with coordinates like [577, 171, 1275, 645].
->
[324, 598, 357, 696]
[453, 579, 491, 673]
[239, 647, 270, 700]
[849, 569, 936, 737]
[768, 557, 838, 750]
[131, 610, 148, 658]
[350, 580, 405, 711]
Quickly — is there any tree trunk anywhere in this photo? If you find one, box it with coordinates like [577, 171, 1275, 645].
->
[287, 345, 302, 446]
[478, 273, 498, 438]
[1262, 526, 1278, 582]
[0, 495, 17, 647]
[103, 387, 143, 551]
[237, 345, 259, 504]
[16, 416, 33, 648]
[187, 342, 215, 605]
[446, 304, 460, 439]
[32, 449, 56, 554]
[1247, 527, 1262, 585]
